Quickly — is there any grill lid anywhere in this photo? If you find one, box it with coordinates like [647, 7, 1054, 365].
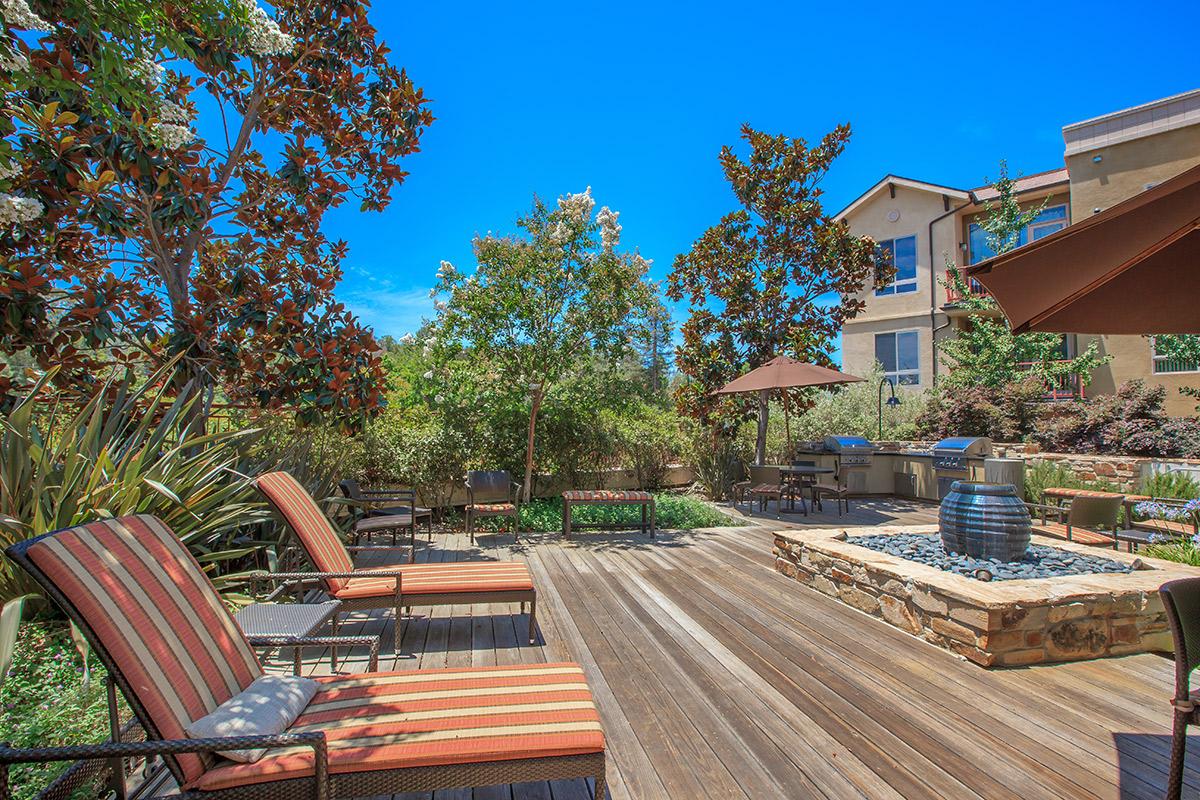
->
[932, 436, 993, 456]
[823, 435, 875, 451]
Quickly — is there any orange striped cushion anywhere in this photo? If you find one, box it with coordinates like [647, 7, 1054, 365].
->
[334, 562, 535, 599]
[23, 515, 262, 783]
[562, 490, 651, 502]
[256, 472, 354, 592]
[192, 663, 604, 791]
[470, 502, 517, 513]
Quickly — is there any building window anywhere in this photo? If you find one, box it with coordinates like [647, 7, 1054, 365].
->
[969, 204, 1068, 264]
[876, 330, 920, 386]
[875, 235, 918, 296]
[1151, 337, 1200, 374]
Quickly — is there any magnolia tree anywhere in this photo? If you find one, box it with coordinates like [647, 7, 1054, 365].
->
[940, 162, 1107, 391]
[0, 0, 432, 426]
[668, 124, 879, 463]
[429, 189, 658, 500]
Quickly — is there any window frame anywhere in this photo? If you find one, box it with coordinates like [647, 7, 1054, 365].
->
[875, 329, 922, 387]
[968, 203, 1069, 264]
[1151, 336, 1200, 375]
[874, 234, 919, 297]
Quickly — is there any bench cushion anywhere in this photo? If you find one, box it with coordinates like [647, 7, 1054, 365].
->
[470, 502, 517, 514]
[562, 490, 652, 502]
[333, 562, 534, 599]
[192, 663, 604, 791]
[1043, 487, 1125, 501]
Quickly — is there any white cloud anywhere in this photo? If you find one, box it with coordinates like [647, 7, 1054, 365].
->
[340, 283, 434, 340]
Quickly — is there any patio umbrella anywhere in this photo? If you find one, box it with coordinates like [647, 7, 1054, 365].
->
[966, 161, 1200, 334]
[713, 356, 863, 460]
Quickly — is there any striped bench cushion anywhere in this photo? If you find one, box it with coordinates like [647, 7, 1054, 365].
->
[22, 515, 262, 784]
[1043, 487, 1125, 500]
[191, 663, 604, 791]
[256, 471, 355, 592]
[562, 490, 652, 502]
[334, 562, 534, 599]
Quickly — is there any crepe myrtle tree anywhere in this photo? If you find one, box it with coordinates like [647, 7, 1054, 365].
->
[667, 123, 879, 463]
[0, 0, 433, 427]
[939, 162, 1107, 393]
[429, 189, 658, 501]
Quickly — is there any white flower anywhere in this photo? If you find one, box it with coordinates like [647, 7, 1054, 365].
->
[0, 192, 43, 225]
[428, 287, 438, 299]
[548, 221, 569, 244]
[422, 370, 433, 380]
[0, 0, 50, 31]
[433, 300, 447, 311]
[557, 186, 594, 223]
[0, 45, 29, 73]
[0, 160, 20, 181]
[235, 0, 296, 57]
[529, 382, 542, 391]
[152, 122, 194, 150]
[399, 333, 415, 344]
[132, 56, 165, 87]
[434, 394, 445, 404]
[436, 260, 456, 278]
[597, 206, 621, 252]
[158, 101, 191, 125]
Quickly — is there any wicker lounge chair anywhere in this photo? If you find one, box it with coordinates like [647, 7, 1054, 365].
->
[1160, 576, 1200, 800]
[1, 515, 606, 800]
[464, 470, 521, 544]
[256, 472, 538, 645]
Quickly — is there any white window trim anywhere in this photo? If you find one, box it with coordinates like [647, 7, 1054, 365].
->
[875, 234, 919, 297]
[1151, 336, 1200, 375]
[876, 328, 922, 386]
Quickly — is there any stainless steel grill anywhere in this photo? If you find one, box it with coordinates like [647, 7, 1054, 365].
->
[931, 436, 992, 498]
[822, 435, 878, 467]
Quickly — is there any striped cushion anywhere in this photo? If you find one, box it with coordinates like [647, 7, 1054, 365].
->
[561, 490, 652, 502]
[22, 515, 262, 783]
[1043, 487, 1124, 500]
[749, 483, 784, 495]
[470, 502, 517, 513]
[256, 472, 355, 592]
[191, 663, 604, 791]
[334, 562, 534, 599]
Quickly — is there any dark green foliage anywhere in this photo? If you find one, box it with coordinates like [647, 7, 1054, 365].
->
[484, 494, 736, 533]
[1033, 380, 1200, 458]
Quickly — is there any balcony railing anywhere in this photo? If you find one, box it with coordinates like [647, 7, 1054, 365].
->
[1016, 361, 1085, 401]
[944, 269, 990, 304]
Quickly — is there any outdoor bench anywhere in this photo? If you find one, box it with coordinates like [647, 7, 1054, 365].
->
[562, 489, 655, 538]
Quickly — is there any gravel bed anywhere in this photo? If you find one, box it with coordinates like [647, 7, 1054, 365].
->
[845, 532, 1133, 581]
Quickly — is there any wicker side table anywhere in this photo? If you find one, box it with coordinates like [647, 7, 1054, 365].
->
[233, 600, 379, 676]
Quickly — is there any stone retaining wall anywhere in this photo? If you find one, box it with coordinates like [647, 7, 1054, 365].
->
[772, 525, 1196, 667]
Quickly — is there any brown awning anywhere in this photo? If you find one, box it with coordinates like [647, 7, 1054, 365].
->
[713, 356, 863, 394]
[966, 161, 1200, 334]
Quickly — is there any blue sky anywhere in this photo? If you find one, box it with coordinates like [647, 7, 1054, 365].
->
[318, 0, 1198, 365]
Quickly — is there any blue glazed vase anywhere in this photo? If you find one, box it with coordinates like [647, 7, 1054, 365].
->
[939, 481, 1032, 561]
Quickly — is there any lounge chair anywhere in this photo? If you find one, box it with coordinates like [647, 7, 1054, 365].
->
[1, 515, 606, 799]
[256, 471, 538, 645]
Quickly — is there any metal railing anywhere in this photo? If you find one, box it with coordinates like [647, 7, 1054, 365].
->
[1016, 361, 1085, 401]
[1153, 355, 1200, 375]
[944, 269, 989, 304]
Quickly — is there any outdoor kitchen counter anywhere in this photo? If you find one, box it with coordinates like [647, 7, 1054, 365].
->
[789, 450, 985, 501]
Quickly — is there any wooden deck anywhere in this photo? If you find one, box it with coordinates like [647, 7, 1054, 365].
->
[276, 498, 1198, 800]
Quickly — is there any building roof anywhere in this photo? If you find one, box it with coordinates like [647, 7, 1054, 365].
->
[833, 174, 970, 220]
[1063, 88, 1200, 157]
[968, 166, 1070, 203]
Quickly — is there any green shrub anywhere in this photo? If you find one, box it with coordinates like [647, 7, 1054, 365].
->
[688, 429, 750, 500]
[1145, 538, 1200, 566]
[1033, 380, 1200, 458]
[0, 622, 116, 800]
[496, 494, 736, 532]
[1138, 470, 1200, 500]
[607, 404, 688, 490]
[916, 378, 1045, 441]
[789, 366, 928, 443]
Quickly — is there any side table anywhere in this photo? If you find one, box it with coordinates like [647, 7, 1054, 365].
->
[234, 600, 380, 676]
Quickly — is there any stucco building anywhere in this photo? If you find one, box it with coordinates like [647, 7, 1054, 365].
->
[836, 89, 1200, 415]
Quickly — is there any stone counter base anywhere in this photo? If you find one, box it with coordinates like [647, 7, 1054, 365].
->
[772, 524, 1200, 667]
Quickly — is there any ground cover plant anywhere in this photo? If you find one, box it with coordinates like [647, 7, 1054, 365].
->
[465, 493, 738, 534]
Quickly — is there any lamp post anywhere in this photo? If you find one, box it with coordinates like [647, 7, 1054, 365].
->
[878, 378, 900, 440]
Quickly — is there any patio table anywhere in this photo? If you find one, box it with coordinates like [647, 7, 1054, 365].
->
[233, 600, 379, 676]
[562, 490, 655, 538]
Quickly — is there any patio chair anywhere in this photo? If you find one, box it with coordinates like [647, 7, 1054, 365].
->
[256, 472, 539, 645]
[731, 461, 752, 509]
[813, 466, 852, 517]
[1159, 576, 1200, 800]
[464, 470, 521, 544]
[1028, 493, 1122, 548]
[747, 465, 790, 515]
[338, 479, 434, 546]
[1, 515, 606, 800]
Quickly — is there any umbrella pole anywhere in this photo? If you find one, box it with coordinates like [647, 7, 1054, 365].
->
[782, 388, 792, 459]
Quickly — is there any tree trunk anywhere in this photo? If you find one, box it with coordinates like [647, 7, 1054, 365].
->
[755, 389, 769, 465]
[522, 387, 544, 503]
